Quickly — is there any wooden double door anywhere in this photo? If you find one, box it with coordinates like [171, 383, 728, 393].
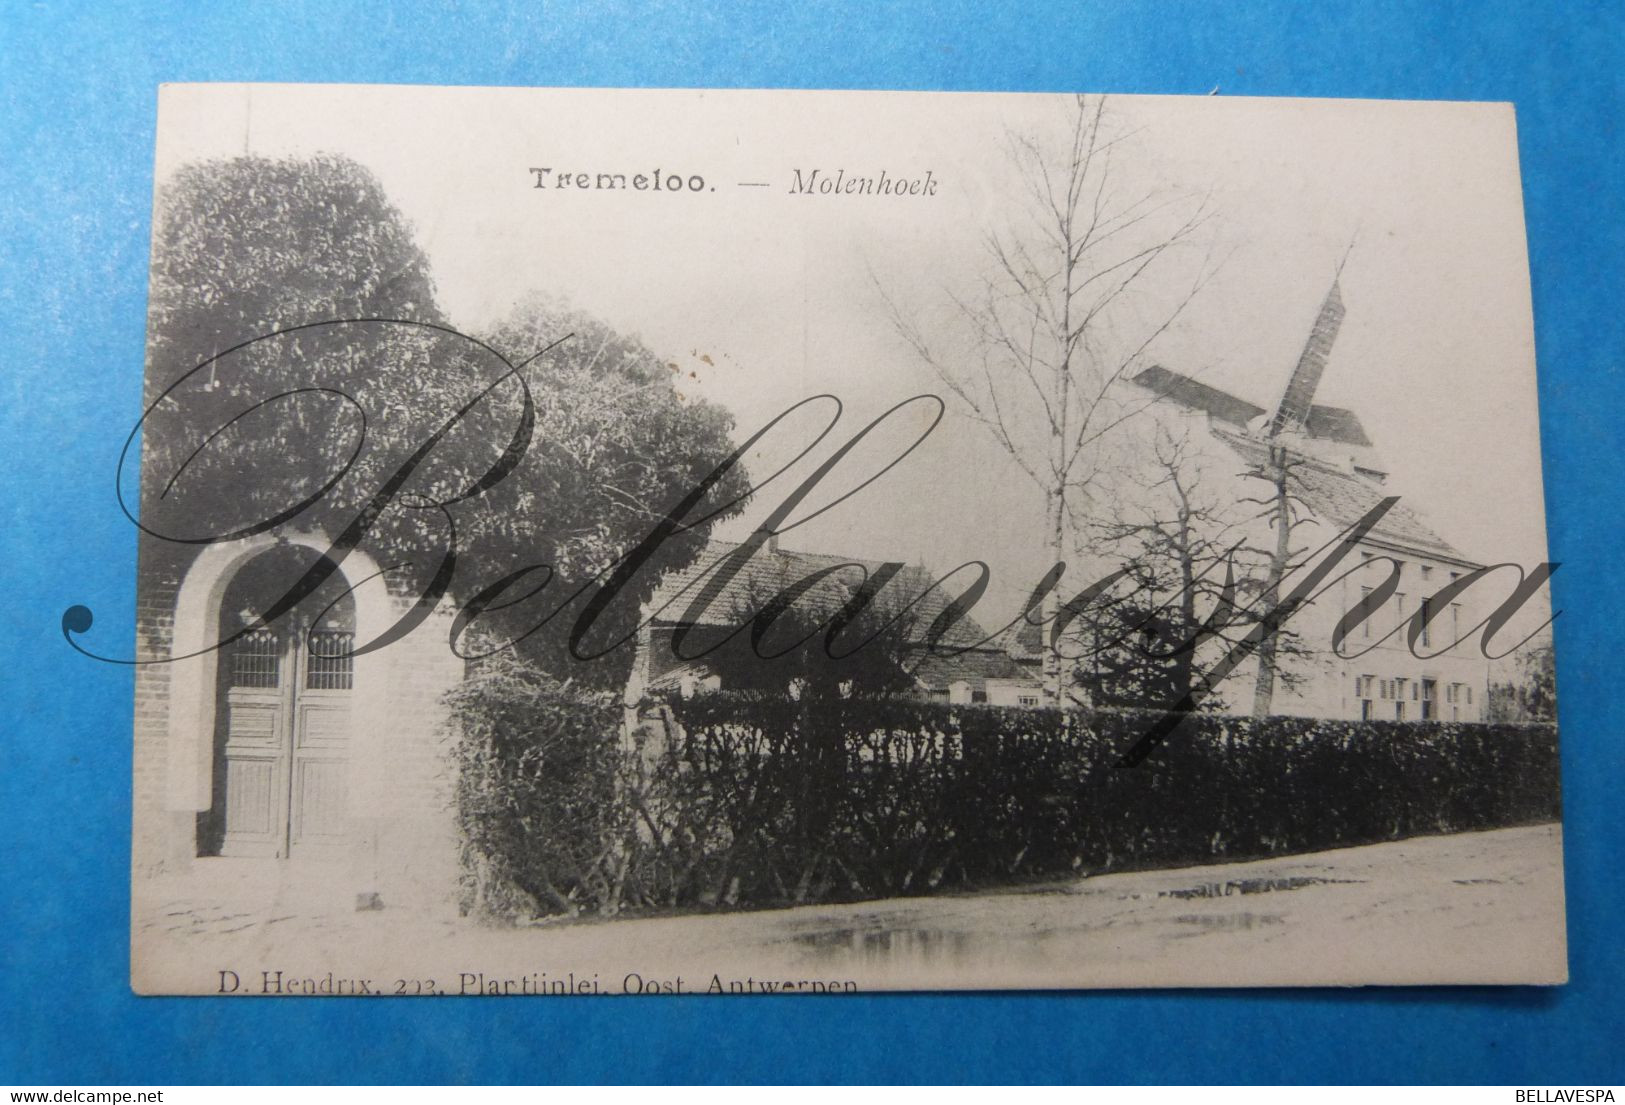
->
[202, 550, 355, 859]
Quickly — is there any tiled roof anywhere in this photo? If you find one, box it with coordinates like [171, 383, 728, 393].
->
[1214, 430, 1475, 564]
[910, 647, 1035, 691]
[996, 618, 1046, 662]
[646, 540, 992, 649]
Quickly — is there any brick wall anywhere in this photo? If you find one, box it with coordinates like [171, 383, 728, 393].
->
[131, 568, 179, 876]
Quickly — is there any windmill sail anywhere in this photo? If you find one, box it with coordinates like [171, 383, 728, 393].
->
[1267, 278, 1345, 438]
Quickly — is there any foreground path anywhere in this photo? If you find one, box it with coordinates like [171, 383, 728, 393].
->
[135, 824, 1566, 992]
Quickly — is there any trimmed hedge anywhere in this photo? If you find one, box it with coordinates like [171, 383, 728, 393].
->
[656, 696, 1560, 907]
[451, 677, 1560, 918]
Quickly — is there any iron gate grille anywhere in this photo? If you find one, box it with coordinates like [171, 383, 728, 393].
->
[305, 631, 355, 690]
[230, 628, 280, 688]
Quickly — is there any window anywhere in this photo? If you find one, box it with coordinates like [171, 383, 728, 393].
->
[1419, 597, 1432, 648]
[971, 689, 988, 704]
[1450, 603, 1461, 652]
[1421, 679, 1436, 720]
[1360, 586, 1374, 638]
[1357, 674, 1375, 721]
[1421, 565, 1433, 581]
[1017, 694, 1040, 707]
[1395, 700, 1406, 721]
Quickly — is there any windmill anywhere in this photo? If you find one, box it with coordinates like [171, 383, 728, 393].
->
[1248, 263, 1350, 716]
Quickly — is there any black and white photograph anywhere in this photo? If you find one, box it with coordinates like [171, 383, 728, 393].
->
[122, 84, 1563, 994]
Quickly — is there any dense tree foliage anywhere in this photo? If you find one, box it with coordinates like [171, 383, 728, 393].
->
[140, 154, 747, 687]
[1489, 640, 1557, 723]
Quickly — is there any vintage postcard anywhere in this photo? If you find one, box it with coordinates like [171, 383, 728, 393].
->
[116, 84, 1563, 994]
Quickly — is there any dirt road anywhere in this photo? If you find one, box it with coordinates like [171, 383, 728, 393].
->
[134, 823, 1567, 993]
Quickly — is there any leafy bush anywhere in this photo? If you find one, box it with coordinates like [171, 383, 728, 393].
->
[445, 656, 627, 918]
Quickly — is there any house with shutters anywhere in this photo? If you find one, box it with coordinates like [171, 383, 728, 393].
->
[1094, 276, 1494, 723]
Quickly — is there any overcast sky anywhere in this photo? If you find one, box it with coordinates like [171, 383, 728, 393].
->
[153, 84, 1552, 624]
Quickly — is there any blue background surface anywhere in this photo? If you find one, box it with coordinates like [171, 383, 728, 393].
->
[1, 0, 1621, 1085]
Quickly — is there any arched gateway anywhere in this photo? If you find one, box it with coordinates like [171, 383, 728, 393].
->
[137, 528, 494, 913]
[199, 545, 358, 857]
[161, 532, 400, 866]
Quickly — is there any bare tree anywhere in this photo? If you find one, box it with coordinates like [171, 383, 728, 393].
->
[1084, 423, 1247, 708]
[1082, 419, 1319, 712]
[879, 95, 1215, 703]
[1238, 441, 1333, 715]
